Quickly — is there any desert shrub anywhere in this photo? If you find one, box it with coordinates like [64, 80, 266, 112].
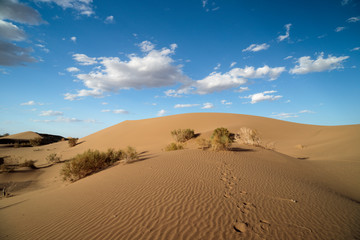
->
[20, 160, 37, 169]
[196, 138, 211, 150]
[68, 137, 78, 147]
[165, 142, 184, 151]
[46, 153, 61, 164]
[13, 142, 20, 148]
[211, 127, 233, 151]
[61, 149, 124, 181]
[29, 137, 42, 146]
[124, 146, 139, 163]
[171, 129, 195, 143]
[235, 127, 261, 146]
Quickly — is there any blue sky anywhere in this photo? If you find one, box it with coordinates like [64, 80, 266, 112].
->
[0, 0, 359, 137]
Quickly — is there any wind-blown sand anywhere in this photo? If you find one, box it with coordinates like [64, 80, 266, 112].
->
[1, 113, 359, 239]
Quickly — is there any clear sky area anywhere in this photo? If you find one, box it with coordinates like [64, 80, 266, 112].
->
[1, 0, 359, 137]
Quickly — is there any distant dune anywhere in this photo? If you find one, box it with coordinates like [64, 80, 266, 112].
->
[1, 113, 359, 239]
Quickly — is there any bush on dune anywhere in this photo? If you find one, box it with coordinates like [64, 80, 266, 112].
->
[235, 127, 261, 147]
[196, 138, 211, 150]
[171, 129, 195, 143]
[211, 127, 233, 151]
[165, 142, 184, 151]
[68, 137, 78, 147]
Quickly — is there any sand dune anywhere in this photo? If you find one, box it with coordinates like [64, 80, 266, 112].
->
[1, 113, 359, 239]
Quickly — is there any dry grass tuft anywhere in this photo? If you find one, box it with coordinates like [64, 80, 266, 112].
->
[171, 129, 195, 143]
[235, 127, 261, 146]
[211, 127, 233, 151]
[165, 142, 184, 151]
[196, 138, 211, 150]
[68, 137, 78, 147]
[29, 137, 42, 146]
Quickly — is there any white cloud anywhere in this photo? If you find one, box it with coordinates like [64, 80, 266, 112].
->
[221, 100, 232, 105]
[278, 23, 292, 42]
[35, 0, 94, 16]
[214, 63, 221, 70]
[0, 20, 26, 41]
[157, 109, 166, 116]
[235, 86, 249, 93]
[299, 109, 315, 114]
[113, 109, 129, 114]
[347, 16, 360, 22]
[101, 109, 111, 112]
[271, 109, 314, 119]
[341, 0, 350, 5]
[39, 110, 63, 116]
[139, 40, 155, 52]
[72, 53, 97, 65]
[174, 104, 200, 108]
[230, 62, 236, 68]
[66, 67, 80, 72]
[202, 102, 214, 109]
[101, 102, 108, 105]
[202, 0, 208, 8]
[104, 15, 114, 24]
[0, 0, 43, 25]
[64, 89, 103, 101]
[35, 43, 49, 53]
[66, 42, 188, 100]
[71, 36, 77, 42]
[34, 116, 97, 123]
[351, 47, 360, 51]
[290, 53, 349, 74]
[284, 56, 293, 60]
[335, 26, 345, 32]
[243, 90, 282, 104]
[242, 43, 270, 52]
[20, 100, 35, 106]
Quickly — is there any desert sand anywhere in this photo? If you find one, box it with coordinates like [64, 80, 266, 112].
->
[0, 113, 359, 239]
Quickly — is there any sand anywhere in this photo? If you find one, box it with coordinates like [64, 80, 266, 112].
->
[0, 113, 359, 239]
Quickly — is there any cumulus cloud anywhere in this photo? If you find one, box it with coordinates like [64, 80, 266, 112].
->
[64, 89, 103, 101]
[284, 56, 293, 60]
[221, 100, 232, 105]
[35, 0, 95, 16]
[73, 53, 97, 65]
[0, 20, 26, 41]
[0, 0, 43, 25]
[242, 90, 282, 104]
[347, 16, 360, 22]
[278, 23, 292, 42]
[214, 63, 221, 70]
[242, 43, 270, 52]
[66, 67, 80, 72]
[335, 26, 345, 32]
[235, 86, 249, 93]
[289, 53, 349, 74]
[34, 116, 97, 123]
[71, 36, 77, 42]
[139, 40, 155, 52]
[0, 40, 36, 66]
[157, 109, 166, 116]
[104, 15, 114, 24]
[174, 104, 200, 108]
[202, 102, 214, 109]
[39, 110, 63, 116]
[20, 100, 44, 106]
[65, 42, 188, 100]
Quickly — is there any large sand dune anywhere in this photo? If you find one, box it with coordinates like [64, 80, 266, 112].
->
[1, 113, 359, 239]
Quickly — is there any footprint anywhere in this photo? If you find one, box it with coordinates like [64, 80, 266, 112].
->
[234, 221, 248, 233]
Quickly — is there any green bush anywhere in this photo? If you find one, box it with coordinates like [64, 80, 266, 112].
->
[61, 149, 124, 181]
[211, 127, 233, 151]
[196, 138, 211, 150]
[46, 153, 61, 164]
[171, 129, 195, 143]
[124, 146, 139, 163]
[29, 137, 42, 146]
[68, 137, 78, 147]
[165, 142, 184, 151]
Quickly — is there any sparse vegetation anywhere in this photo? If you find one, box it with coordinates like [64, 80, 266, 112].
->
[46, 153, 61, 164]
[29, 137, 42, 146]
[13, 142, 20, 148]
[171, 129, 195, 143]
[165, 142, 184, 151]
[61, 147, 138, 181]
[196, 138, 211, 150]
[68, 137, 78, 147]
[19, 160, 37, 169]
[235, 127, 261, 147]
[211, 127, 233, 151]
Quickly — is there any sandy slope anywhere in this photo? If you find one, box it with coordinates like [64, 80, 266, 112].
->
[1, 113, 359, 239]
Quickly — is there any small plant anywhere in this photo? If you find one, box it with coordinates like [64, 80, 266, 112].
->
[235, 127, 261, 146]
[211, 127, 233, 151]
[171, 129, 195, 143]
[68, 137, 78, 147]
[20, 160, 37, 169]
[13, 142, 20, 148]
[46, 153, 61, 164]
[29, 137, 42, 146]
[196, 138, 211, 150]
[165, 142, 184, 151]
[124, 146, 139, 163]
